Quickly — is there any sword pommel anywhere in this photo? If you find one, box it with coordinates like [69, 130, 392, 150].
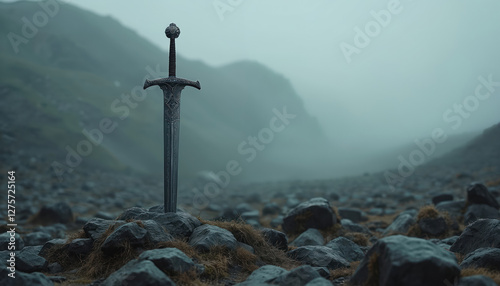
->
[165, 23, 180, 77]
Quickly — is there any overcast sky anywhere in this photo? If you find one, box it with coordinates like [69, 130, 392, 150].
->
[14, 0, 500, 156]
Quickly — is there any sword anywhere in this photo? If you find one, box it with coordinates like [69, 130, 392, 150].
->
[143, 23, 201, 213]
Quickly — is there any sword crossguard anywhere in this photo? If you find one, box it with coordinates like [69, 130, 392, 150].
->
[165, 23, 180, 77]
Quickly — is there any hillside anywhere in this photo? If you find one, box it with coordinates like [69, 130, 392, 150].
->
[0, 1, 331, 184]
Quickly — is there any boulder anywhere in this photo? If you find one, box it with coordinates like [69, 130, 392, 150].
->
[138, 248, 203, 274]
[350, 235, 460, 286]
[0, 267, 53, 285]
[83, 218, 125, 241]
[141, 220, 174, 245]
[35, 202, 73, 224]
[432, 193, 454, 205]
[288, 245, 350, 270]
[458, 275, 497, 286]
[290, 228, 324, 247]
[382, 213, 415, 236]
[261, 228, 288, 251]
[467, 183, 499, 209]
[24, 232, 52, 247]
[136, 211, 201, 238]
[341, 219, 371, 235]
[282, 198, 337, 234]
[116, 207, 148, 221]
[326, 237, 364, 262]
[450, 219, 500, 255]
[460, 247, 500, 271]
[235, 265, 287, 285]
[101, 222, 148, 253]
[39, 239, 66, 258]
[464, 204, 500, 225]
[0, 232, 24, 250]
[268, 265, 321, 286]
[67, 238, 93, 256]
[338, 208, 364, 223]
[16, 246, 48, 273]
[101, 259, 175, 286]
[418, 216, 448, 236]
[188, 224, 238, 252]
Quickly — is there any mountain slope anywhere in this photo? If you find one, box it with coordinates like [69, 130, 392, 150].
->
[0, 1, 332, 183]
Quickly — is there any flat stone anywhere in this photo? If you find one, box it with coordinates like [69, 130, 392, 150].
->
[101, 259, 175, 286]
[326, 237, 364, 262]
[450, 219, 500, 255]
[351, 235, 460, 286]
[288, 245, 350, 270]
[290, 228, 324, 247]
[282, 198, 337, 234]
[188, 224, 238, 252]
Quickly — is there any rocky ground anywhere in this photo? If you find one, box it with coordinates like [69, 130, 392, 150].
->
[0, 124, 499, 285]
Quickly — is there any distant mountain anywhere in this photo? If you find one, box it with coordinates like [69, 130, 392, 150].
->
[0, 1, 332, 184]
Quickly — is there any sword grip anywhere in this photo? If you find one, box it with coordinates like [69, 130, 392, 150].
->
[169, 37, 176, 77]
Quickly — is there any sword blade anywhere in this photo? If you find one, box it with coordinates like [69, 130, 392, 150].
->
[161, 83, 185, 212]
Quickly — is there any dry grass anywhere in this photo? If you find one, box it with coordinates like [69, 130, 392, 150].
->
[407, 205, 455, 239]
[330, 261, 360, 280]
[461, 267, 500, 284]
[343, 232, 370, 247]
[201, 219, 297, 269]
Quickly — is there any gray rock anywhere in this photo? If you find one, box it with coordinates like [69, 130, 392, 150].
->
[268, 265, 321, 285]
[188, 224, 238, 252]
[262, 202, 281, 215]
[261, 228, 288, 251]
[351, 235, 459, 286]
[39, 239, 66, 258]
[83, 218, 125, 241]
[141, 220, 174, 245]
[282, 198, 337, 234]
[288, 245, 350, 270]
[305, 277, 333, 286]
[136, 211, 201, 238]
[0, 267, 53, 285]
[458, 275, 498, 286]
[241, 210, 260, 222]
[435, 200, 466, 219]
[116, 207, 148, 220]
[312, 267, 330, 279]
[467, 183, 500, 209]
[450, 219, 500, 255]
[95, 211, 115, 220]
[270, 216, 284, 228]
[464, 204, 500, 225]
[418, 216, 448, 236]
[236, 203, 256, 215]
[235, 265, 288, 285]
[382, 213, 415, 236]
[16, 246, 48, 273]
[139, 247, 203, 274]
[47, 262, 63, 274]
[367, 208, 384, 216]
[326, 237, 364, 262]
[341, 219, 371, 235]
[67, 238, 93, 256]
[24, 232, 52, 246]
[0, 232, 24, 251]
[101, 259, 175, 286]
[238, 242, 255, 254]
[460, 247, 500, 271]
[290, 228, 324, 247]
[338, 208, 364, 223]
[432, 193, 454, 205]
[36, 202, 73, 224]
[101, 222, 148, 253]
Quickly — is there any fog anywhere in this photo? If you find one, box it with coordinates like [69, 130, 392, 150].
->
[60, 0, 500, 166]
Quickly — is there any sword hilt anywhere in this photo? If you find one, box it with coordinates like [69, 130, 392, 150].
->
[165, 23, 180, 77]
